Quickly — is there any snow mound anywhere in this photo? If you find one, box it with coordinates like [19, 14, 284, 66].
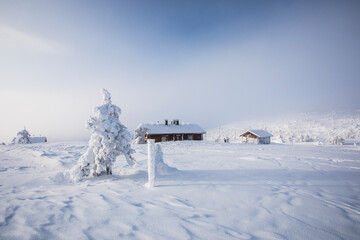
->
[155, 144, 177, 175]
[50, 171, 71, 184]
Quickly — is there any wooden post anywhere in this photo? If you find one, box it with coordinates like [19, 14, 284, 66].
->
[146, 139, 156, 188]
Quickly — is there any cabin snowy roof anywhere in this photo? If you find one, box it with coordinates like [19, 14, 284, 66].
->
[139, 123, 205, 135]
[240, 130, 273, 138]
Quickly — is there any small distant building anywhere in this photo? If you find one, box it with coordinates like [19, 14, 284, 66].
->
[11, 127, 47, 144]
[30, 137, 47, 143]
[240, 130, 272, 144]
[137, 119, 205, 143]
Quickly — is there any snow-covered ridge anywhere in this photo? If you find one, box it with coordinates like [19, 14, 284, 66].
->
[205, 111, 360, 144]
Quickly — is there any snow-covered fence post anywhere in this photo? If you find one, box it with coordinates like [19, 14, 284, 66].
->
[147, 139, 156, 188]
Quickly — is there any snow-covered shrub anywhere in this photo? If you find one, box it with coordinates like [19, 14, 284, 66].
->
[12, 129, 31, 144]
[330, 136, 345, 145]
[133, 125, 148, 144]
[155, 144, 177, 175]
[273, 135, 285, 143]
[70, 89, 135, 181]
[300, 134, 313, 142]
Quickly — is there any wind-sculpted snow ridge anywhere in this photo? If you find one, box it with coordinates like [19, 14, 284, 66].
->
[206, 111, 360, 144]
[0, 141, 360, 239]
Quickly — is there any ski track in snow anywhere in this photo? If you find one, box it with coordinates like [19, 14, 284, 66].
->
[0, 141, 360, 239]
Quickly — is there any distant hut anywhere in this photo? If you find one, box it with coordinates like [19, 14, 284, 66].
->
[136, 119, 205, 143]
[240, 130, 272, 144]
[30, 137, 48, 143]
[11, 127, 47, 144]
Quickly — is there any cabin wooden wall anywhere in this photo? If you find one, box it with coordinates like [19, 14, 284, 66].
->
[147, 133, 203, 143]
[258, 137, 271, 144]
[241, 135, 271, 144]
[243, 132, 258, 139]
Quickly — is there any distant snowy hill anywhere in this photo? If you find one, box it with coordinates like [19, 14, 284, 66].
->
[205, 111, 360, 144]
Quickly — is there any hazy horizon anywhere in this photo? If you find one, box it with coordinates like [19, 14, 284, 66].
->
[1, 0, 360, 143]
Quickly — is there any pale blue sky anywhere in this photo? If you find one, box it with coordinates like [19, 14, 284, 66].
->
[0, 0, 359, 142]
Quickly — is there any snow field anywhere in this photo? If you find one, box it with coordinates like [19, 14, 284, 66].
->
[0, 141, 360, 239]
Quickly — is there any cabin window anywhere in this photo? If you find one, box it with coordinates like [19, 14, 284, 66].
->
[161, 136, 167, 142]
[188, 135, 193, 140]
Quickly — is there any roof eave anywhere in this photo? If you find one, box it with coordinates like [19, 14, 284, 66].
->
[240, 130, 272, 138]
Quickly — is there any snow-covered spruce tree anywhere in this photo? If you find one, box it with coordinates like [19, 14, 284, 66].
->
[133, 125, 148, 144]
[12, 128, 31, 144]
[71, 89, 135, 180]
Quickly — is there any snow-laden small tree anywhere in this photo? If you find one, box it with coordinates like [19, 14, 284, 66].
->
[154, 144, 177, 175]
[330, 136, 345, 145]
[146, 141, 177, 187]
[70, 89, 135, 181]
[12, 128, 31, 144]
[133, 125, 148, 144]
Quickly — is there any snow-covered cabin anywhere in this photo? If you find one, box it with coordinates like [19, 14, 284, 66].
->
[29, 137, 47, 143]
[139, 119, 205, 143]
[240, 130, 272, 144]
[11, 127, 47, 144]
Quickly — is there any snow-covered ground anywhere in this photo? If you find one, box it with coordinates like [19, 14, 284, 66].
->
[1, 141, 360, 239]
[206, 112, 360, 144]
